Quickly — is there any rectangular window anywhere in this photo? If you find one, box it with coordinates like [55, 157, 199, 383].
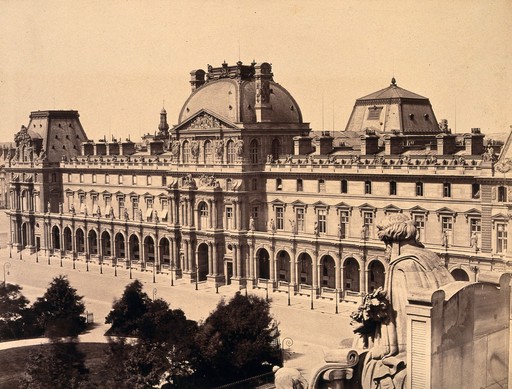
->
[318, 179, 326, 193]
[118, 175, 123, 184]
[297, 179, 303, 192]
[416, 182, 424, 197]
[146, 198, 153, 209]
[226, 206, 233, 229]
[275, 206, 284, 230]
[364, 181, 372, 195]
[498, 186, 507, 202]
[470, 218, 481, 246]
[276, 178, 282, 191]
[363, 211, 373, 238]
[341, 179, 348, 194]
[497, 223, 508, 253]
[389, 181, 397, 196]
[251, 206, 259, 228]
[78, 195, 85, 213]
[52, 173, 57, 183]
[68, 173, 72, 183]
[105, 174, 110, 184]
[162, 175, 167, 186]
[472, 183, 480, 199]
[443, 182, 451, 198]
[132, 175, 137, 185]
[413, 214, 425, 242]
[252, 178, 257, 191]
[296, 208, 305, 232]
[441, 216, 453, 244]
[118, 197, 125, 218]
[92, 174, 97, 183]
[317, 209, 327, 234]
[91, 195, 97, 212]
[132, 198, 139, 219]
[80, 173, 84, 183]
[147, 176, 152, 186]
[339, 211, 349, 239]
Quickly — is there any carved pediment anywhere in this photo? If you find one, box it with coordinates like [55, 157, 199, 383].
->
[176, 109, 238, 132]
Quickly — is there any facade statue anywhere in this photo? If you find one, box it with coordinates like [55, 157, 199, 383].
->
[47, 201, 51, 213]
[470, 231, 479, 251]
[273, 366, 308, 389]
[337, 223, 342, 239]
[124, 208, 129, 221]
[70, 203, 75, 215]
[215, 139, 224, 159]
[313, 221, 319, 236]
[236, 139, 244, 157]
[441, 230, 449, 247]
[190, 140, 200, 160]
[269, 219, 276, 233]
[59, 202, 63, 214]
[289, 219, 296, 234]
[352, 214, 454, 389]
[249, 216, 255, 231]
[171, 140, 180, 160]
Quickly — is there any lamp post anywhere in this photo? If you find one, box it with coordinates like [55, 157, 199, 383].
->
[310, 288, 314, 310]
[265, 281, 269, 302]
[114, 256, 117, 277]
[3, 262, 11, 288]
[195, 261, 199, 291]
[72, 250, 76, 269]
[287, 281, 291, 306]
[9, 244, 12, 259]
[48, 250, 51, 265]
[35, 249, 39, 263]
[129, 256, 132, 279]
[19, 249, 22, 261]
[152, 247, 156, 284]
[170, 258, 174, 286]
[60, 252, 63, 267]
[335, 289, 339, 314]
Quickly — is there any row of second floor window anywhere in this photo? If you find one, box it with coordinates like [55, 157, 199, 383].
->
[274, 178, 511, 201]
[69, 173, 168, 187]
[256, 203, 508, 254]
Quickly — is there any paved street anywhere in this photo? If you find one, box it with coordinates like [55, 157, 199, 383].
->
[0, 240, 358, 381]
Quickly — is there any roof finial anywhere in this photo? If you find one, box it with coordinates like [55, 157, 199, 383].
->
[391, 77, 397, 86]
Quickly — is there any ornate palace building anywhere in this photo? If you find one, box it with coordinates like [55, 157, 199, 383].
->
[4, 61, 512, 300]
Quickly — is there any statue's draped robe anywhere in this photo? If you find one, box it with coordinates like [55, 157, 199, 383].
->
[362, 245, 454, 389]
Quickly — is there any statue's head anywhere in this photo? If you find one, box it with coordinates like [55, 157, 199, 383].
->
[377, 214, 417, 244]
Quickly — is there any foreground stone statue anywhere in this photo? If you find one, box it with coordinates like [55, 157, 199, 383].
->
[309, 214, 511, 389]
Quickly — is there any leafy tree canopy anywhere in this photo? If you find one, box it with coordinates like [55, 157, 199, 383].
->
[105, 280, 150, 337]
[195, 292, 281, 385]
[31, 275, 86, 338]
[0, 283, 34, 340]
[19, 340, 92, 389]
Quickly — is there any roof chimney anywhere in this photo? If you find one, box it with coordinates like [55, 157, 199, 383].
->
[360, 129, 379, 155]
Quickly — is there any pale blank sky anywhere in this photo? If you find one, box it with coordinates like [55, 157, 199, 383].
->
[0, 0, 511, 142]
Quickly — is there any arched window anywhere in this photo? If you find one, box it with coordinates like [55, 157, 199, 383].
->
[226, 140, 235, 164]
[250, 139, 259, 163]
[272, 138, 281, 160]
[204, 140, 212, 164]
[182, 141, 190, 163]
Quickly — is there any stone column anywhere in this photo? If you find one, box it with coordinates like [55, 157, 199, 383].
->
[208, 200, 213, 228]
[312, 252, 319, 291]
[359, 264, 366, 294]
[190, 199, 195, 227]
[270, 246, 276, 286]
[208, 242, 213, 275]
[233, 244, 238, 278]
[212, 243, 218, 275]
[212, 200, 217, 229]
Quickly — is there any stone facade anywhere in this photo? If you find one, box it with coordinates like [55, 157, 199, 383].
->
[4, 61, 512, 301]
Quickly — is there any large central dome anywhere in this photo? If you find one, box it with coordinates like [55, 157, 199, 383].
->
[178, 61, 303, 125]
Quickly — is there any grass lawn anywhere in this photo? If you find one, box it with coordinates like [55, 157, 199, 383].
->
[0, 342, 109, 388]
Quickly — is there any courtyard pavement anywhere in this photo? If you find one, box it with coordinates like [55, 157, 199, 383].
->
[0, 245, 358, 382]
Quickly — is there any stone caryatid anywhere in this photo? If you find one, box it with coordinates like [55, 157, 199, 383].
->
[310, 214, 456, 389]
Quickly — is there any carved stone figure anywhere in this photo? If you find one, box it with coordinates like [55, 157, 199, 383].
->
[337, 223, 342, 239]
[138, 208, 143, 221]
[313, 221, 319, 236]
[154, 209, 159, 223]
[249, 216, 255, 231]
[47, 201, 51, 213]
[70, 203, 75, 215]
[352, 214, 455, 389]
[171, 140, 180, 160]
[273, 366, 308, 389]
[442, 230, 449, 247]
[110, 206, 115, 219]
[236, 139, 244, 157]
[59, 202, 63, 214]
[269, 219, 276, 233]
[190, 140, 200, 160]
[190, 113, 221, 129]
[470, 231, 479, 251]
[124, 208, 129, 221]
[215, 139, 224, 159]
[482, 144, 497, 163]
[289, 219, 296, 234]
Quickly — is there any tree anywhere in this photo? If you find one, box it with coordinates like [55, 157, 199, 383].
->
[18, 339, 91, 389]
[31, 275, 86, 338]
[0, 283, 34, 340]
[105, 279, 150, 336]
[194, 292, 281, 386]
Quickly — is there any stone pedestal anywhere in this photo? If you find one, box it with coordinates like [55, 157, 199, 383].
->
[181, 270, 195, 283]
